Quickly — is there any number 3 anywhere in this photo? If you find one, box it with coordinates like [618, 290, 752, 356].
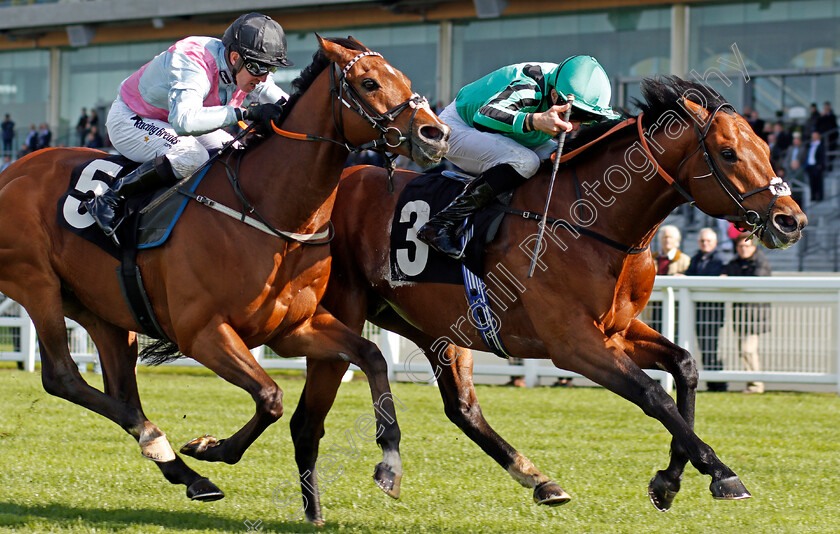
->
[395, 200, 431, 277]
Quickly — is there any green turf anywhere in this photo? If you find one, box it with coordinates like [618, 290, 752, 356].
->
[0, 368, 837, 533]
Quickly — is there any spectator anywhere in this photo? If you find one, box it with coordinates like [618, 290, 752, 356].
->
[685, 228, 728, 392]
[772, 122, 792, 153]
[724, 234, 772, 394]
[88, 109, 100, 133]
[817, 101, 837, 167]
[648, 225, 689, 338]
[747, 109, 766, 141]
[85, 125, 104, 149]
[654, 225, 690, 275]
[76, 108, 89, 146]
[37, 123, 52, 149]
[1, 114, 14, 156]
[804, 103, 820, 137]
[0, 155, 11, 172]
[766, 133, 783, 173]
[781, 131, 805, 175]
[24, 124, 38, 152]
[805, 130, 827, 201]
[785, 158, 808, 209]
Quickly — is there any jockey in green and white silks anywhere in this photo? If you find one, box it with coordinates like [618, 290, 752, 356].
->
[418, 55, 620, 259]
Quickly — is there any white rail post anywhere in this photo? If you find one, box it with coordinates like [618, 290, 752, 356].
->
[660, 286, 675, 392]
[21, 311, 36, 372]
[836, 290, 840, 396]
[524, 359, 539, 388]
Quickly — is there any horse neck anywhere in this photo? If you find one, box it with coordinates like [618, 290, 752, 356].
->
[239, 69, 347, 233]
[560, 125, 694, 250]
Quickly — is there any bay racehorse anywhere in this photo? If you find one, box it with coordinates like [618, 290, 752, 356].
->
[289, 77, 806, 522]
[0, 36, 448, 503]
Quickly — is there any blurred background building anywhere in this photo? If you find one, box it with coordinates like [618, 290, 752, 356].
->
[2, 0, 840, 271]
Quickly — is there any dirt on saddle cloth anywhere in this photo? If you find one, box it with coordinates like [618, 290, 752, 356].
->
[389, 171, 506, 284]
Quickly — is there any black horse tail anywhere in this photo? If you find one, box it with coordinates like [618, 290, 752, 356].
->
[139, 338, 183, 366]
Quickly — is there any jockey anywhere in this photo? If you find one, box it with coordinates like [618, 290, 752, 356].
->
[417, 55, 619, 259]
[86, 12, 295, 240]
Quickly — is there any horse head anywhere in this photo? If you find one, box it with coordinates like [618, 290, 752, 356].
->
[315, 35, 450, 167]
[638, 78, 805, 250]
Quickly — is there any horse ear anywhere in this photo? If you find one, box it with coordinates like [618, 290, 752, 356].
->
[346, 35, 368, 50]
[681, 98, 710, 124]
[316, 34, 355, 65]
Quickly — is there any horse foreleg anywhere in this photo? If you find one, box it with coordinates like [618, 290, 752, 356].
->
[179, 321, 284, 464]
[621, 319, 697, 511]
[553, 324, 749, 507]
[287, 359, 349, 526]
[271, 307, 402, 500]
[429, 342, 571, 506]
[68, 305, 221, 501]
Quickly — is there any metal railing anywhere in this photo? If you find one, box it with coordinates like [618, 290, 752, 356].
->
[2, 276, 839, 393]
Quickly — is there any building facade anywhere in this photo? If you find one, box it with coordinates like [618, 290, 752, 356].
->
[1, 0, 839, 149]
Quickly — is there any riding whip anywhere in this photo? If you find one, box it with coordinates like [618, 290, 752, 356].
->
[140, 121, 256, 215]
[528, 95, 574, 278]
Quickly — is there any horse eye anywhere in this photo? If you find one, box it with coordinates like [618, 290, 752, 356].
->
[720, 148, 737, 162]
[361, 79, 379, 91]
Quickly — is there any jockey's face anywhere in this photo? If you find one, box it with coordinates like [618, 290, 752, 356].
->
[229, 51, 269, 94]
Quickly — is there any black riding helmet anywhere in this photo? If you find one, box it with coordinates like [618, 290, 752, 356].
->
[223, 12, 294, 72]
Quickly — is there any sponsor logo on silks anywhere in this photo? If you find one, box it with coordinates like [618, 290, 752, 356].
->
[131, 116, 179, 146]
[220, 69, 232, 85]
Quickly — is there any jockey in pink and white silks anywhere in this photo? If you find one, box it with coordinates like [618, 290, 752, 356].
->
[86, 12, 295, 241]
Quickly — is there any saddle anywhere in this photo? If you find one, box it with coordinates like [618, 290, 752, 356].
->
[389, 169, 510, 285]
[58, 154, 212, 339]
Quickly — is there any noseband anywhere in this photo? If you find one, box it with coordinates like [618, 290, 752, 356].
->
[642, 102, 792, 240]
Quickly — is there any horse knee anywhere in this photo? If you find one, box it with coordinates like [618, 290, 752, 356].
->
[443, 398, 480, 427]
[674, 348, 698, 389]
[256, 385, 284, 420]
[41, 367, 77, 400]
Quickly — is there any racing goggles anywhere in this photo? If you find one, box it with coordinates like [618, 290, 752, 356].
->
[243, 59, 278, 77]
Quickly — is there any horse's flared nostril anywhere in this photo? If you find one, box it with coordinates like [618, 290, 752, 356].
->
[774, 213, 800, 234]
[419, 124, 446, 142]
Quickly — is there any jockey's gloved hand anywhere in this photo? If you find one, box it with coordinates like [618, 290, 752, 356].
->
[241, 101, 286, 134]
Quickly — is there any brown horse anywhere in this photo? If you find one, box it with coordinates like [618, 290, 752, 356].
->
[0, 36, 448, 503]
[289, 77, 806, 522]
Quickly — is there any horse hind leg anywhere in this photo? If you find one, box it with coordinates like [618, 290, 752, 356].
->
[66, 302, 223, 501]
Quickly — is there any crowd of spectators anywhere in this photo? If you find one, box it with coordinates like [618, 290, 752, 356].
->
[745, 101, 837, 203]
[0, 106, 107, 173]
[651, 224, 772, 394]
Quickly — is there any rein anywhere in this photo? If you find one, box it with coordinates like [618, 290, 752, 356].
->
[271, 50, 428, 191]
[636, 102, 792, 240]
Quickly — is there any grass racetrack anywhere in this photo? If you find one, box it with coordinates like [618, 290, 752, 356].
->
[0, 366, 837, 533]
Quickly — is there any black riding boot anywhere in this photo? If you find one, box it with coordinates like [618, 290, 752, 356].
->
[85, 155, 176, 242]
[417, 164, 526, 259]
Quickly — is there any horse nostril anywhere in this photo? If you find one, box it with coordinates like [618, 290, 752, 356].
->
[774, 213, 798, 233]
[419, 125, 442, 141]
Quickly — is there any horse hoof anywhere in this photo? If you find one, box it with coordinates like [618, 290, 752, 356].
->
[373, 462, 401, 499]
[186, 478, 225, 501]
[180, 435, 218, 458]
[710, 476, 751, 501]
[533, 481, 571, 506]
[648, 471, 681, 511]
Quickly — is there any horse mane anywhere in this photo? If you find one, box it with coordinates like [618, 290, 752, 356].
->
[241, 37, 370, 150]
[633, 75, 733, 128]
[563, 75, 733, 158]
[277, 36, 370, 122]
